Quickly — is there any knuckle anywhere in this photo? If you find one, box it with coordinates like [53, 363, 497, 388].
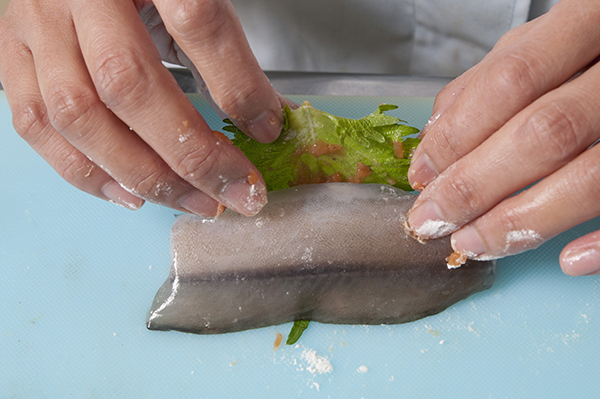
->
[215, 81, 261, 119]
[429, 122, 464, 161]
[46, 86, 96, 133]
[93, 48, 146, 107]
[55, 149, 92, 185]
[174, 143, 220, 183]
[11, 100, 49, 142]
[443, 165, 487, 221]
[126, 161, 173, 200]
[167, 0, 228, 39]
[520, 101, 585, 162]
[495, 207, 527, 244]
[489, 53, 538, 99]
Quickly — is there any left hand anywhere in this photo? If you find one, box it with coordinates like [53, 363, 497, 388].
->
[406, 0, 600, 276]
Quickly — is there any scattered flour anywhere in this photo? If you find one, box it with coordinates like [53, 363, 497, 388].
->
[357, 365, 369, 374]
[301, 247, 314, 263]
[301, 348, 333, 375]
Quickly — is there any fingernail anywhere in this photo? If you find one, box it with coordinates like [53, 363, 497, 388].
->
[408, 200, 457, 239]
[408, 152, 439, 190]
[451, 225, 487, 258]
[102, 181, 144, 210]
[179, 190, 220, 217]
[562, 246, 600, 276]
[219, 179, 268, 216]
[246, 110, 282, 143]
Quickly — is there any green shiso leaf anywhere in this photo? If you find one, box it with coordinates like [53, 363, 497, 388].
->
[224, 102, 421, 343]
[226, 101, 420, 192]
[286, 320, 311, 345]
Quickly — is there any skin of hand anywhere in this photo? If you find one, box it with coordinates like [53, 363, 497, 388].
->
[407, 0, 600, 276]
[0, 0, 285, 217]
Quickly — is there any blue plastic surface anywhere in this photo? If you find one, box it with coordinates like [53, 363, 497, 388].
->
[1, 92, 599, 397]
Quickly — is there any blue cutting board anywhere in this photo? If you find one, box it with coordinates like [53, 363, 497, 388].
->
[1, 92, 599, 398]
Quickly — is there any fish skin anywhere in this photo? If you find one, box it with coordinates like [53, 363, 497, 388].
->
[147, 183, 495, 334]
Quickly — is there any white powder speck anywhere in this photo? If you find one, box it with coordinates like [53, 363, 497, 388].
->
[154, 181, 173, 197]
[301, 349, 333, 375]
[357, 365, 369, 374]
[473, 253, 500, 261]
[506, 229, 541, 244]
[439, 340, 445, 345]
[415, 219, 457, 239]
[118, 182, 136, 195]
[581, 314, 589, 323]
[301, 247, 314, 263]
[563, 248, 599, 267]
[447, 264, 461, 269]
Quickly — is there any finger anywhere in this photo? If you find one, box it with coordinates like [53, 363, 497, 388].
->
[560, 230, 600, 276]
[408, 0, 600, 189]
[68, 0, 266, 216]
[416, 15, 541, 140]
[409, 18, 541, 190]
[0, 19, 143, 210]
[408, 60, 600, 239]
[152, 0, 283, 143]
[449, 143, 600, 262]
[21, 2, 221, 217]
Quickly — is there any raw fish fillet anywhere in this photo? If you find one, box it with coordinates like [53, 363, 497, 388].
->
[147, 183, 495, 334]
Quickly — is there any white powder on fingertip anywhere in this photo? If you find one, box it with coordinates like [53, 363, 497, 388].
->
[506, 229, 541, 244]
[562, 247, 600, 266]
[415, 219, 457, 238]
[503, 229, 543, 253]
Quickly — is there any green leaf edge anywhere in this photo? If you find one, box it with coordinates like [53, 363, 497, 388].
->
[286, 320, 311, 345]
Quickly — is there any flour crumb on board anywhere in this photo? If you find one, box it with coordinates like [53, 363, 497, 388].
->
[301, 348, 333, 375]
[357, 365, 369, 374]
[273, 344, 333, 376]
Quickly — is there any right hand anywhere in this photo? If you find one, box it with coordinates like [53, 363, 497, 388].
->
[0, 0, 284, 217]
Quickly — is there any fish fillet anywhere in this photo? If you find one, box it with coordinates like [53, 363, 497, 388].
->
[147, 183, 495, 334]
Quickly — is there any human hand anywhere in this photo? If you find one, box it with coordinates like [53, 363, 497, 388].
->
[406, 0, 600, 276]
[0, 0, 284, 217]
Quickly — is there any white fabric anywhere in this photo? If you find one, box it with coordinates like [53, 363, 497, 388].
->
[231, 0, 555, 78]
[410, 0, 532, 76]
[231, 0, 416, 74]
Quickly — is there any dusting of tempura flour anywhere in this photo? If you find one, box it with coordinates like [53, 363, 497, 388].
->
[505, 229, 541, 244]
[414, 219, 457, 239]
[274, 345, 333, 376]
[301, 347, 333, 375]
[504, 229, 542, 252]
